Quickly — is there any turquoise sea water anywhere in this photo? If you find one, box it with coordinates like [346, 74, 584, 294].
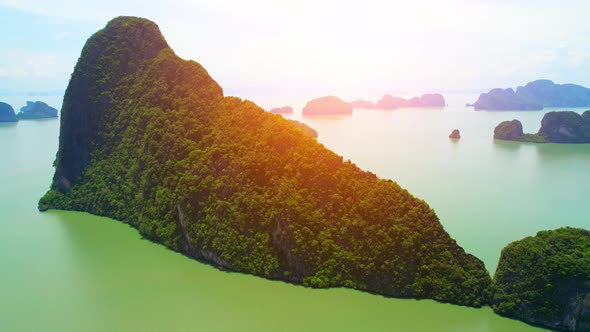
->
[2, 94, 588, 331]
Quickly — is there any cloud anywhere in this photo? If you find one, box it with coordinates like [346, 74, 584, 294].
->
[0, 50, 71, 80]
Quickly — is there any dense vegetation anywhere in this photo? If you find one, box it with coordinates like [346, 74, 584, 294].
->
[40, 16, 492, 306]
[493, 227, 590, 331]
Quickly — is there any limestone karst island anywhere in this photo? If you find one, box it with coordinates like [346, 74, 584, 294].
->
[2, 2, 589, 332]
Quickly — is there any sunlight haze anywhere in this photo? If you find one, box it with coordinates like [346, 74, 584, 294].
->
[1, 0, 589, 96]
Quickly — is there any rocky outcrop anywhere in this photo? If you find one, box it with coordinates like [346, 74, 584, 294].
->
[302, 96, 352, 115]
[375, 93, 445, 109]
[495, 111, 590, 144]
[473, 80, 590, 110]
[493, 227, 590, 331]
[351, 99, 376, 109]
[270, 106, 293, 114]
[0, 102, 18, 122]
[17, 101, 58, 119]
[538, 111, 590, 143]
[494, 120, 524, 141]
[288, 119, 318, 138]
[449, 129, 460, 139]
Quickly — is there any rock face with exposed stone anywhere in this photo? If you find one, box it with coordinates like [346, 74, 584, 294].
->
[493, 227, 590, 331]
[494, 120, 524, 141]
[538, 111, 590, 143]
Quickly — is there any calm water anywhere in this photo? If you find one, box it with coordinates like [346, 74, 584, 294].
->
[3, 93, 588, 331]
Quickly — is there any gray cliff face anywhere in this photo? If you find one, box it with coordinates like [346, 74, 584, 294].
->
[52, 17, 176, 192]
[493, 228, 590, 332]
[538, 111, 590, 143]
[493, 120, 523, 141]
[532, 282, 590, 331]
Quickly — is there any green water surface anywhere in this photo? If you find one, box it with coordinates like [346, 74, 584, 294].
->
[4, 99, 588, 331]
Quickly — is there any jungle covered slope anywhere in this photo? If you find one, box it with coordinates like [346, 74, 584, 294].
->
[493, 228, 590, 331]
[40, 16, 491, 306]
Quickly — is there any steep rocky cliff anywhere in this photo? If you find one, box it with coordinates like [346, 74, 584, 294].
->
[493, 228, 590, 331]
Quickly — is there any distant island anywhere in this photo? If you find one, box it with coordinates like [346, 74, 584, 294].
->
[0, 102, 18, 122]
[288, 119, 317, 138]
[17, 101, 58, 119]
[472, 80, 590, 111]
[302, 96, 353, 115]
[351, 99, 376, 109]
[493, 227, 590, 331]
[39, 16, 492, 307]
[269, 106, 293, 114]
[376, 93, 445, 109]
[494, 110, 590, 143]
[351, 93, 446, 110]
[0, 101, 58, 122]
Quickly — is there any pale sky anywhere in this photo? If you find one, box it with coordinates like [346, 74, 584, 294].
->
[1, 0, 590, 97]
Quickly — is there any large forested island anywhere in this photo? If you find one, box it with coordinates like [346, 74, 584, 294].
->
[473, 80, 590, 111]
[38, 16, 492, 307]
[493, 228, 590, 331]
